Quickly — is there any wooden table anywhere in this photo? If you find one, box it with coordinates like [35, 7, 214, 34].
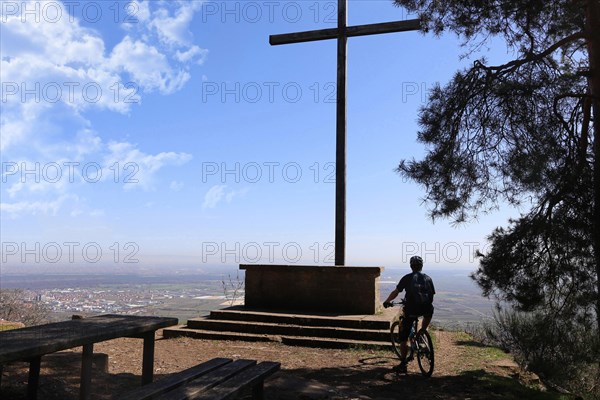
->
[0, 314, 178, 400]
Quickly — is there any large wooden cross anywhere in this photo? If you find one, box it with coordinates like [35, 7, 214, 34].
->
[270, 0, 420, 266]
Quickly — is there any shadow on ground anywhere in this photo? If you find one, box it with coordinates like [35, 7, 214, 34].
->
[0, 353, 171, 400]
[1, 354, 574, 400]
[264, 357, 573, 400]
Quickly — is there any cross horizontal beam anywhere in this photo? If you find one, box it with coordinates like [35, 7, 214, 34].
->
[269, 19, 421, 46]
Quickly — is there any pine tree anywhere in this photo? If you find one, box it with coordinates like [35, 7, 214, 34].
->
[393, 0, 600, 345]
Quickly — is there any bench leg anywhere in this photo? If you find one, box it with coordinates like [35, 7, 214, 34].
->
[252, 382, 264, 400]
[141, 331, 155, 385]
[80, 343, 93, 400]
[27, 356, 41, 400]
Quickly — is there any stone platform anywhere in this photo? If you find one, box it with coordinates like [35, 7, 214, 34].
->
[240, 264, 384, 315]
[163, 265, 392, 348]
[163, 306, 399, 349]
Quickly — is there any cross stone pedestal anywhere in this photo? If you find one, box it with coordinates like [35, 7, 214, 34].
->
[240, 264, 384, 315]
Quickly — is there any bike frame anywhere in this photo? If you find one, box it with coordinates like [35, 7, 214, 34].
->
[389, 300, 435, 377]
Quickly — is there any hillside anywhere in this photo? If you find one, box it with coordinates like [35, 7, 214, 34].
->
[1, 329, 576, 400]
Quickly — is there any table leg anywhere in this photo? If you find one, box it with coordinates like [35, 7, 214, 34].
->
[27, 356, 41, 400]
[80, 343, 93, 400]
[141, 331, 155, 385]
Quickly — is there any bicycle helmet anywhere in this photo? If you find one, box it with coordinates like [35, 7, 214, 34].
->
[410, 255, 423, 269]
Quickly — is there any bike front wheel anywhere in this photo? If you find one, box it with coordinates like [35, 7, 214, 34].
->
[416, 330, 434, 377]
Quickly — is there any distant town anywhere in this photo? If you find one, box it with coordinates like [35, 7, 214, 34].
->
[32, 285, 222, 315]
[3, 267, 495, 327]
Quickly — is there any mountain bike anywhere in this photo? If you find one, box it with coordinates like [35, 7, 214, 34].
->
[389, 300, 434, 377]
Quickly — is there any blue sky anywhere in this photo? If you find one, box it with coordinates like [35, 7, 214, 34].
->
[1, 0, 517, 272]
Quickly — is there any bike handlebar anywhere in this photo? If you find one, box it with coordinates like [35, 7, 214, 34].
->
[383, 299, 406, 308]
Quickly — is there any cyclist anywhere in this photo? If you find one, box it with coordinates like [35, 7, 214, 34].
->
[383, 255, 435, 373]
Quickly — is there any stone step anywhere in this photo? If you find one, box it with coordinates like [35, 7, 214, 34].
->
[162, 326, 392, 350]
[209, 308, 391, 330]
[186, 318, 391, 342]
[281, 335, 393, 350]
[162, 326, 276, 342]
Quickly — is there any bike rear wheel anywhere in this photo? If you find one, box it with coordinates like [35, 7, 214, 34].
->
[390, 318, 413, 361]
[416, 330, 434, 377]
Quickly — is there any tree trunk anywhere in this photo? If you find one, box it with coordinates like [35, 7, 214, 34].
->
[586, 0, 600, 341]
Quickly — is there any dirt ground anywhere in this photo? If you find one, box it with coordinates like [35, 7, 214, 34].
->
[1, 329, 558, 400]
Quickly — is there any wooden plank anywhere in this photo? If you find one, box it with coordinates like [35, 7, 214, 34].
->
[80, 344, 93, 400]
[0, 315, 177, 364]
[154, 360, 257, 400]
[269, 19, 421, 45]
[346, 19, 421, 37]
[191, 362, 281, 400]
[120, 358, 232, 400]
[269, 27, 339, 45]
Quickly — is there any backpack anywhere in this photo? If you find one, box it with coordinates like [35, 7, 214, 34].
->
[408, 272, 433, 306]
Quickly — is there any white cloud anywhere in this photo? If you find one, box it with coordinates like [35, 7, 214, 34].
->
[175, 45, 209, 65]
[203, 185, 227, 209]
[225, 188, 249, 203]
[104, 141, 192, 191]
[0, 194, 76, 218]
[146, 0, 205, 47]
[109, 36, 190, 94]
[0, 1, 203, 216]
[170, 181, 184, 191]
[0, 0, 206, 151]
[6, 175, 67, 199]
[2, 129, 193, 218]
[202, 185, 248, 209]
[130, 0, 151, 23]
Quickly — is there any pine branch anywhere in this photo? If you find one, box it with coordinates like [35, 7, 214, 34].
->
[475, 31, 586, 73]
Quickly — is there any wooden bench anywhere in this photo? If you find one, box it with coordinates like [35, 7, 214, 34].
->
[120, 357, 280, 400]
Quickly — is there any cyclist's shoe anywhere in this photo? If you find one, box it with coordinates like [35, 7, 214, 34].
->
[392, 360, 408, 374]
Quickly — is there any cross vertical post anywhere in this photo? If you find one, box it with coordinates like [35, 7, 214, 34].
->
[270, 2, 420, 266]
[335, 0, 347, 266]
